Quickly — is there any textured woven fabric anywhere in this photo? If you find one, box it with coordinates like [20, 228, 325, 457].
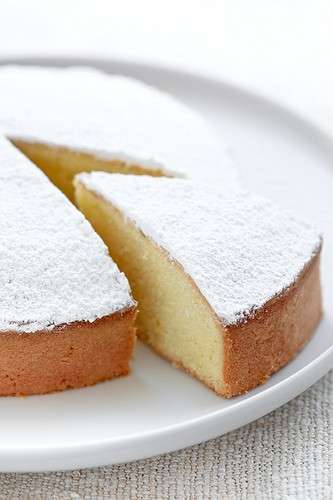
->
[0, 371, 332, 499]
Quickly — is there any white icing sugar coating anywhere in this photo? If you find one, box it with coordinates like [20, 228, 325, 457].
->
[0, 138, 134, 333]
[78, 173, 321, 325]
[0, 65, 238, 187]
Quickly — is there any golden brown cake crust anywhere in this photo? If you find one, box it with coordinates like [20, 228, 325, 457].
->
[0, 307, 137, 396]
[222, 250, 322, 397]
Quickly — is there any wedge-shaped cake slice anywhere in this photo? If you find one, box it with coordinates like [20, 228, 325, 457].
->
[0, 65, 237, 201]
[75, 173, 322, 397]
[0, 137, 136, 396]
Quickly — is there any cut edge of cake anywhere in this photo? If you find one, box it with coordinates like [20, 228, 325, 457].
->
[75, 179, 226, 394]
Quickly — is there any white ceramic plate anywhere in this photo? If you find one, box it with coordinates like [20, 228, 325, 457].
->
[1, 57, 333, 473]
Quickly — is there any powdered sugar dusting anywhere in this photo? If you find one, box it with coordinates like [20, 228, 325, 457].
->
[78, 173, 321, 325]
[0, 138, 134, 333]
[0, 65, 238, 187]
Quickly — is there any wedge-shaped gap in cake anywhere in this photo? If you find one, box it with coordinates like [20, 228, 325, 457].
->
[10, 140, 170, 202]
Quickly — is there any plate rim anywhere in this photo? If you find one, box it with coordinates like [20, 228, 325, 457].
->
[0, 55, 332, 472]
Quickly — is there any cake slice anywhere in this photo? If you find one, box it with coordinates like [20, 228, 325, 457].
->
[75, 173, 322, 397]
[0, 137, 136, 396]
[0, 66, 237, 201]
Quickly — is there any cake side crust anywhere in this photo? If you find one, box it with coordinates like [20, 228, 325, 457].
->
[0, 307, 137, 396]
[222, 250, 322, 397]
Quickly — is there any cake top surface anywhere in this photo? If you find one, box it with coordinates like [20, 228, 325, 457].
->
[0, 65, 237, 187]
[0, 137, 134, 333]
[78, 173, 321, 326]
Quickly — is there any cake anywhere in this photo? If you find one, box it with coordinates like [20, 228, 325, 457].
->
[75, 173, 322, 397]
[0, 137, 136, 396]
[0, 65, 237, 201]
[0, 65, 323, 398]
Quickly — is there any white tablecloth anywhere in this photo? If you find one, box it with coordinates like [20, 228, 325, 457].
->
[0, 1, 332, 497]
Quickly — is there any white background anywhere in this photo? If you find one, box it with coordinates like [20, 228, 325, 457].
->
[1, 0, 332, 134]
